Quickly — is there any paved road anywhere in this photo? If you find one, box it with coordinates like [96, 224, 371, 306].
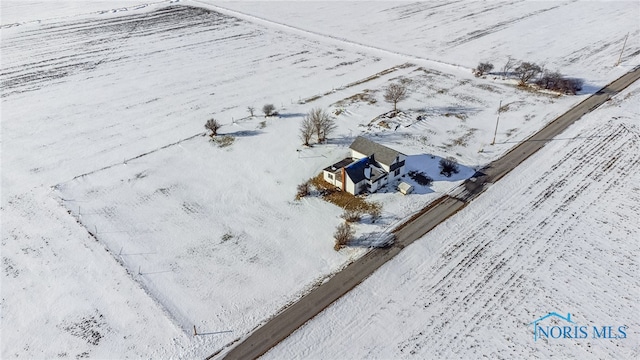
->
[481, 66, 640, 187]
[216, 66, 640, 360]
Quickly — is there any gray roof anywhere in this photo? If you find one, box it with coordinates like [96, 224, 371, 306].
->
[349, 136, 404, 166]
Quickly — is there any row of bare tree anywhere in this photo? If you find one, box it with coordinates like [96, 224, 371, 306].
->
[476, 58, 583, 94]
[206, 80, 413, 141]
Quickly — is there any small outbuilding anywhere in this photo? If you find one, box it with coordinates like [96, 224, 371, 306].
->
[397, 181, 414, 195]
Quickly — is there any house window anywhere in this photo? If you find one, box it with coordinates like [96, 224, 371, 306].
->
[394, 168, 401, 177]
[328, 173, 334, 180]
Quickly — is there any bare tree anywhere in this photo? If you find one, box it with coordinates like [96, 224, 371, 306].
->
[247, 106, 255, 117]
[341, 209, 362, 223]
[536, 71, 563, 90]
[307, 108, 336, 143]
[204, 118, 222, 137]
[536, 71, 583, 95]
[439, 157, 459, 177]
[333, 222, 354, 251]
[299, 116, 314, 146]
[501, 56, 516, 78]
[319, 116, 336, 143]
[262, 104, 276, 117]
[383, 82, 409, 114]
[560, 78, 583, 95]
[295, 182, 310, 200]
[537, 63, 547, 82]
[476, 62, 494, 76]
[514, 62, 542, 86]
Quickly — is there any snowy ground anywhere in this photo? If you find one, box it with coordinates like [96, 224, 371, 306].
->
[264, 82, 640, 360]
[2, 1, 638, 358]
[215, 0, 640, 84]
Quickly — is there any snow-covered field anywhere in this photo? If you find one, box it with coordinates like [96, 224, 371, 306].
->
[2, 1, 638, 358]
[265, 80, 640, 360]
[216, 0, 640, 85]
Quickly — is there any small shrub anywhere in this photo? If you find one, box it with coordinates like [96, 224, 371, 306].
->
[536, 71, 563, 90]
[212, 135, 235, 148]
[475, 62, 494, 77]
[296, 182, 311, 200]
[258, 121, 267, 129]
[452, 136, 467, 147]
[408, 170, 433, 186]
[439, 157, 459, 177]
[560, 78, 583, 95]
[204, 118, 222, 137]
[378, 120, 391, 129]
[341, 209, 362, 223]
[262, 104, 276, 117]
[221, 232, 233, 242]
[333, 222, 354, 251]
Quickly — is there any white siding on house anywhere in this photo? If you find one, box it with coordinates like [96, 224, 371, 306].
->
[378, 163, 391, 172]
[323, 171, 336, 186]
[369, 179, 380, 193]
[324, 137, 409, 195]
[390, 165, 404, 180]
[351, 149, 368, 160]
[345, 177, 356, 194]
[355, 180, 367, 195]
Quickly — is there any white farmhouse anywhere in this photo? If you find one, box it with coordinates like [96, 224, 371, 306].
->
[323, 136, 407, 195]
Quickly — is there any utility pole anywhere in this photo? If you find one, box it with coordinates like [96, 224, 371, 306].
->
[491, 100, 502, 145]
[615, 33, 629, 66]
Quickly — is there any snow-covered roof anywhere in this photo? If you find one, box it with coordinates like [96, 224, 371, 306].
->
[398, 182, 413, 192]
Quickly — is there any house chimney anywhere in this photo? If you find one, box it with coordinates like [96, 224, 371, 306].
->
[341, 167, 346, 191]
